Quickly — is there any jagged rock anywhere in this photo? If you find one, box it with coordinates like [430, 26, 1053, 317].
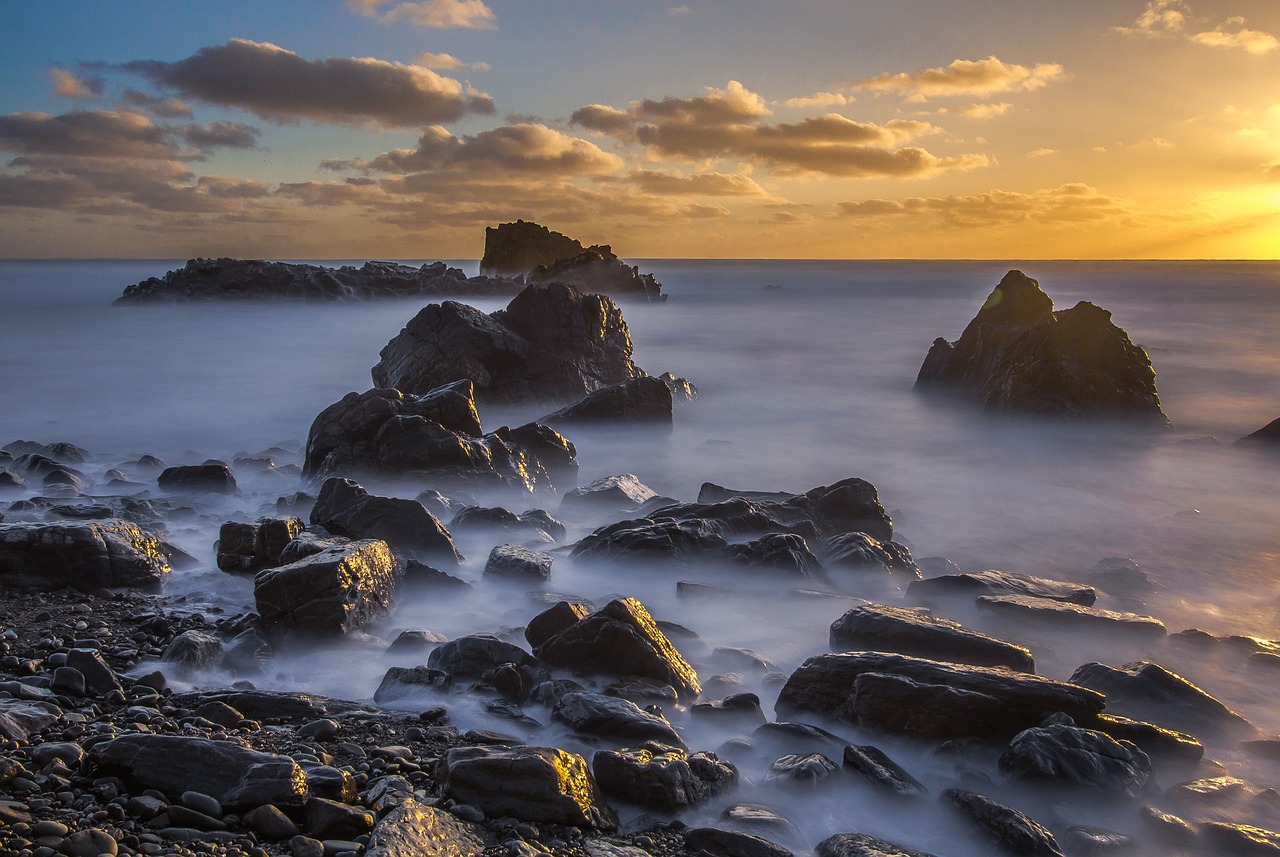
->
[699, 479, 893, 541]
[721, 805, 801, 843]
[483, 544, 552, 582]
[449, 506, 565, 541]
[724, 533, 823, 578]
[116, 258, 519, 303]
[941, 788, 1064, 857]
[542, 377, 673, 425]
[908, 569, 1095, 607]
[916, 269, 1167, 424]
[157, 463, 237, 494]
[751, 722, 852, 758]
[364, 796, 489, 857]
[561, 474, 658, 515]
[216, 516, 305, 572]
[977, 594, 1166, 642]
[311, 477, 462, 564]
[553, 690, 684, 747]
[0, 470, 27, 492]
[815, 833, 940, 857]
[525, 601, 592, 649]
[829, 604, 1034, 672]
[1068, 661, 1255, 738]
[436, 745, 618, 829]
[480, 220, 664, 301]
[592, 747, 736, 811]
[372, 282, 642, 403]
[820, 533, 920, 581]
[1138, 806, 1198, 846]
[0, 520, 171, 590]
[254, 539, 400, 635]
[660, 372, 699, 402]
[841, 744, 928, 799]
[386, 629, 448, 656]
[683, 827, 794, 857]
[3, 439, 88, 463]
[1235, 417, 1280, 447]
[92, 734, 308, 808]
[998, 723, 1152, 797]
[374, 666, 452, 703]
[402, 561, 471, 591]
[1058, 826, 1136, 856]
[570, 518, 728, 565]
[776, 652, 1104, 740]
[533, 597, 701, 699]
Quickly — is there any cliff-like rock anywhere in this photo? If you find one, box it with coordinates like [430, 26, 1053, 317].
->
[480, 220, 664, 302]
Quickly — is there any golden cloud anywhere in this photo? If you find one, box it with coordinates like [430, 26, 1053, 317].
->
[1191, 18, 1279, 54]
[347, 123, 623, 177]
[348, 0, 495, 29]
[838, 183, 1131, 227]
[629, 169, 768, 196]
[854, 56, 1065, 99]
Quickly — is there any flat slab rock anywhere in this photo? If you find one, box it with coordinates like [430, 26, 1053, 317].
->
[976, 593, 1167, 640]
[908, 569, 1096, 607]
[829, 604, 1034, 672]
[1069, 660, 1254, 738]
[0, 519, 172, 591]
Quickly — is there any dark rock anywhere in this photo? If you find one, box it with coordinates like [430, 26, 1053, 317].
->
[841, 744, 928, 799]
[941, 788, 1064, 857]
[690, 479, 893, 542]
[829, 604, 1034, 671]
[776, 652, 1104, 739]
[0, 520, 171, 590]
[157, 464, 237, 494]
[244, 804, 300, 841]
[684, 827, 794, 857]
[402, 560, 472, 591]
[4, 439, 88, 463]
[372, 282, 642, 403]
[751, 722, 851, 758]
[908, 569, 1096, 607]
[254, 539, 400, 635]
[216, 516, 305, 573]
[92, 734, 308, 808]
[533, 597, 701, 699]
[560, 474, 658, 516]
[592, 747, 736, 811]
[660, 372, 699, 401]
[167, 804, 227, 831]
[0, 470, 28, 492]
[542, 376, 673, 425]
[1069, 661, 1255, 738]
[721, 805, 801, 843]
[724, 533, 823, 578]
[449, 506, 565, 541]
[59, 828, 118, 857]
[552, 690, 683, 747]
[483, 544, 552, 582]
[1088, 556, 1156, 596]
[1058, 826, 1136, 856]
[304, 796, 374, 841]
[386, 629, 448, 656]
[364, 796, 489, 857]
[570, 516, 728, 565]
[374, 666, 452, 704]
[977, 594, 1166, 642]
[524, 600, 591, 649]
[221, 627, 272, 675]
[427, 635, 547, 683]
[691, 693, 767, 729]
[998, 723, 1151, 796]
[436, 744, 618, 829]
[820, 532, 920, 581]
[1138, 806, 1198, 846]
[0, 699, 61, 741]
[311, 477, 462, 564]
[1235, 417, 1280, 446]
[162, 630, 223, 673]
[51, 665, 87, 696]
[194, 701, 244, 729]
[66, 647, 122, 694]
[1092, 713, 1203, 764]
[916, 269, 1167, 424]
[116, 257, 519, 303]
[480, 220, 664, 301]
[764, 753, 838, 786]
[815, 833, 940, 857]
[1196, 821, 1280, 855]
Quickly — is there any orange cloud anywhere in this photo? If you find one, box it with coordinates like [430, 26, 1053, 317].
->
[50, 70, 103, 101]
[854, 56, 1064, 99]
[838, 183, 1131, 227]
[348, 0, 495, 29]
[629, 169, 768, 196]
[1191, 18, 1279, 54]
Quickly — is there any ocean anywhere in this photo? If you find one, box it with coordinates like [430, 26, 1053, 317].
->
[2, 258, 1280, 851]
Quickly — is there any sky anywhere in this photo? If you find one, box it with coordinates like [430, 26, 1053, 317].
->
[1, 0, 1278, 260]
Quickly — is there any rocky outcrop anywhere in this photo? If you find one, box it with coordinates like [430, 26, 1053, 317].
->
[0, 520, 171, 591]
[941, 789, 1064, 857]
[253, 539, 400, 635]
[371, 282, 642, 403]
[976, 594, 1167, 642]
[908, 569, 1095, 607]
[1235, 416, 1280, 446]
[311, 477, 463, 565]
[541, 376, 674, 426]
[479, 220, 664, 301]
[916, 270, 1167, 423]
[115, 258, 519, 303]
[1069, 661, 1255, 738]
[157, 463, 237, 495]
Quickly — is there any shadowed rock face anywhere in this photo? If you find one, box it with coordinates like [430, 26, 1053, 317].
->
[480, 220, 664, 302]
[916, 270, 1167, 424]
[0, 520, 172, 591]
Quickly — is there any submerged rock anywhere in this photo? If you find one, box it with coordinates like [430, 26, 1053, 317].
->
[0, 520, 171, 591]
[815, 833, 940, 857]
[977, 594, 1167, 642]
[216, 515, 305, 573]
[1234, 416, 1280, 447]
[916, 269, 1167, 424]
[157, 463, 237, 495]
[998, 723, 1152, 797]
[553, 690, 684, 748]
[841, 744, 928, 799]
[908, 569, 1095, 607]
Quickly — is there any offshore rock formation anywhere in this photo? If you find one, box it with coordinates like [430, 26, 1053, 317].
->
[115, 258, 519, 303]
[480, 220, 664, 302]
[916, 270, 1167, 423]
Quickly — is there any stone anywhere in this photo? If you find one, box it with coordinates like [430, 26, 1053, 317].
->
[1138, 806, 1197, 846]
[724, 533, 823, 578]
[0, 699, 61, 741]
[1196, 821, 1280, 855]
[304, 797, 374, 841]
[479, 220, 663, 301]
[1069, 661, 1254, 738]
[569, 517, 727, 565]
[764, 753, 838, 786]
[841, 744, 928, 799]
[374, 666, 452, 703]
[245, 804, 301, 840]
[92, 734, 308, 808]
[534, 597, 701, 699]
[941, 788, 1064, 857]
[311, 477, 462, 565]
[449, 506, 565, 541]
[560, 474, 657, 515]
[775, 652, 1104, 739]
[524, 601, 591, 649]
[916, 269, 1167, 423]
[483, 544, 553, 583]
[162, 630, 223, 673]
[59, 828, 118, 857]
[365, 796, 488, 857]
[30, 742, 84, 769]
[683, 827, 794, 857]
[254, 539, 400, 635]
[541, 377, 673, 425]
[0, 470, 28, 492]
[820, 533, 920, 581]
[552, 690, 684, 748]
[976, 594, 1167, 642]
[1235, 417, 1280, 447]
[908, 569, 1095, 607]
[1087, 556, 1156, 596]
[51, 665, 86, 696]
[66, 647, 121, 694]
[998, 723, 1151, 796]
[372, 282, 642, 403]
[436, 745, 618, 829]
[157, 463, 237, 494]
[1092, 713, 1203, 764]
[194, 701, 244, 728]
[691, 693, 767, 729]
[0, 520, 171, 591]
[427, 635, 547, 683]
[815, 833, 940, 857]
[221, 627, 272, 675]
[217, 516, 305, 572]
[592, 747, 736, 811]
[385, 630, 448, 656]
[829, 604, 1034, 672]
[697, 478, 893, 541]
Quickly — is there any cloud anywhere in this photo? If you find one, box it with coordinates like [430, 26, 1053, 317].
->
[784, 92, 852, 109]
[1114, 0, 1189, 37]
[669, 6, 692, 15]
[684, 203, 730, 218]
[853, 56, 1065, 99]
[414, 51, 491, 71]
[1191, 18, 1279, 54]
[180, 121, 261, 150]
[1027, 147, 1057, 158]
[1118, 3, 1278, 54]
[348, 123, 623, 176]
[837, 183, 1130, 227]
[0, 111, 183, 159]
[569, 104, 634, 133]
[632, 80, 771, 124]
[1266, 160, 1280, 178]
[50, 70, 103, 101]
[121, 39, 494, 128]
[957, 101, 1012, 119]
[122, 90, 193, 118]
[629, 169, 767, 196]
[348, 0, 495, 28]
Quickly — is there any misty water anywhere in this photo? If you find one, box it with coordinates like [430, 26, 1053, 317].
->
[3, 258, 1280, 854]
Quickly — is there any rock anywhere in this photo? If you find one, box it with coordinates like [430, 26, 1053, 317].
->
[724, 533, 823, 578]
[116, 257, 518, 303]
[1058, 826, 1136, 856]
[311, 477, 463, 564]
[254, 539, 400, 635]
[764, 753, 838, 786]
[92, 734, 308, 808]
[0, 470, 27, 492]
[683, 827, 794, 857]
[0, 699, 61, 741]
[60, 828, 118, 857]
[402, 561, 472, 591]
[660, 372, 699, 401]
[525, 600, 592, 650]
[1092, 713, 1203, 763]
[560, 474, 658, 515]
[66, 647, 122, 694]
[829, 604, 1034, 672]
[372, 282, 642, 403]
[908, 569, 1095, 607]
[691, 693, 767, 729]
[157, 463, 237, 494]
[915, 269, 1167, 424]
[1138, 806, 1198, 846]
[480, 220, 663, 301]
[195, 701, 245, 728]
[245, 804, 301, 840]
[217, 516, 305, 572]
[977, 594, 1167, 642]
[386, 629, 448, 656]
[4, 439, 88, 463]
[374, 666, 452, 703]
[1068, 661, 1255, 738]
[51, 665, 86, 695]
[162, 630, 223, 673]
[1235, 417, 1280, 446]
[427, 635, 547, 683]
[941, 788, 1064, 857]
[552, 690, 684, 747]
[569, 517, 727, 565]
[750, 722, 852, 758]
[436, 745, 618, 829]
[30, 741, 84, 768]
[450, 506, 565, 541]
[815, 833, 940, 857]
[0, 520, 171, 590]
[841, 744, 928, 799]
[541, 377, 673, 425]
[698, 479, 893, 541]
[592, 747, 736, 811]
[221, 627, 272, 675]
[820, 532, 920, 581]
[1087, 556, 1156, 596]
[1197, 821, 1280, 855]
[365, 796, 489, 857]
[998, 723, 1151, 796]
[304, 796, 374, 841]
[483, 544, 552, 583]
[533, 597, 701, 699]
[776, 651, 1104, 739]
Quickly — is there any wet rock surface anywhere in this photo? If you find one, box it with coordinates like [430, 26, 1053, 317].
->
[829, 604, 1035, 671]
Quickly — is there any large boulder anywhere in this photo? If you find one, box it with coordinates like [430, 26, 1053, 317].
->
[553, 690, 684, 747]
[157, 463, 237, 494]
[311, 477, 462, 565]
[216, 516, 305, 573]
[364, 796, 489, 857]
[254, 539, 400, 635]
[569, 518, 728, 566]
[998, 722, 1151, 797]
[829, 604, 1034, 672]
[541, 376, 673, 426]
[1069, 661, 1254, 738]
[426, 634, 547, 684]
[916, 270, 1167, 424]
[116, 258, 519, 303]
[0, 520, 171, 590]
[479, 220, 664, 301]
[592, 747, 737, 812]
[371, 282, 642, 403]
[696, 478, 893, 541]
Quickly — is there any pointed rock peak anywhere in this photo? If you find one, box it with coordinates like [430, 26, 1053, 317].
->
[973, 270, 1055, 328]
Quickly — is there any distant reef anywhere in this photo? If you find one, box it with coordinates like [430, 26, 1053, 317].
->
[115, 220, 664, 303]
